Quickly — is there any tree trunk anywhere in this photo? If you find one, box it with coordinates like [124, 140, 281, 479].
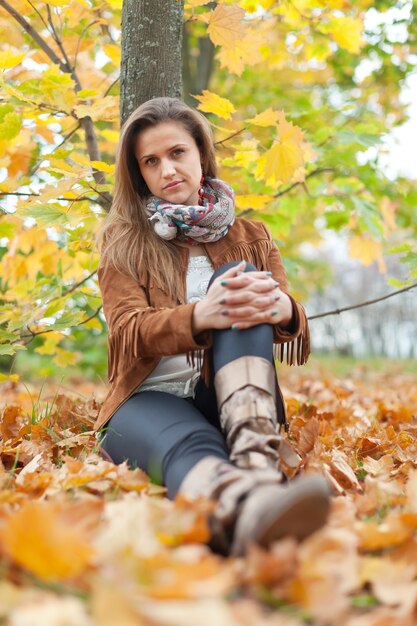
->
[120, 0, 184, 126]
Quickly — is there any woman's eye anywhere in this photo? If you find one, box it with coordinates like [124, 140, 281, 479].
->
[173, 149, 184, 157]
[146, 157, 157, 165]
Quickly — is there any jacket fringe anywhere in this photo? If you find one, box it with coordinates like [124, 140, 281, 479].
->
[108, 311, 141, 383]
[107, 239, 310, 383]
[273, 324, 310, 366]
[218, 240, 271, 271]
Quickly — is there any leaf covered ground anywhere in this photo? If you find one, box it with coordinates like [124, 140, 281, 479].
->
[1, 364, 417, 626]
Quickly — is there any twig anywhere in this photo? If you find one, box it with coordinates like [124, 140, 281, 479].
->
[237, 167, 336, 217]
[308, 282, 417, 320]
[103, 76, 120, 98]
[74, 20, 99, 71]
[30, 123, 81, 177]
[26, 0, 50, 35]
[214, 126, 248, 147]
[61, 271, 98, 298]
[46, 5, 73, 75]
[21, 306, 103, 344]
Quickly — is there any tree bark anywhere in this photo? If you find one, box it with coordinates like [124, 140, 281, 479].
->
[120, 0, 184, 126]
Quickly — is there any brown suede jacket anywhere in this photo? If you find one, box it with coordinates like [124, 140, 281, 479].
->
[94, 218, 310, 432]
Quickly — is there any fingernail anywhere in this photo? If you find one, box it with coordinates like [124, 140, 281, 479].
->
[271, 310, 278, 316]
[274, 281, 279, 287]
[266, 271, 273, 276]
[221, 280, 228, 286]
[231, 323, 239, 330]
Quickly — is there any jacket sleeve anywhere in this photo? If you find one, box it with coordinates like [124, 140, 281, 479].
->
[261, 224, 310, 365]
[98, 263, 212, 382]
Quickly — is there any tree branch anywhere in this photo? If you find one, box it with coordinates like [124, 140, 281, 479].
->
[308, 282, 417, 320]
[46, 4, 73, 72]
[237, 167, 337, 217]
[0, 192, 91, 201]
[0, 0, 67, 71]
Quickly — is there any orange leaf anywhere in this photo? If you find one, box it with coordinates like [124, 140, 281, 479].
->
[0, 501, 93, 581]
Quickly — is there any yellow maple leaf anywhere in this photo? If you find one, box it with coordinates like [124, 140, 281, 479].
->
[185, 0, 212, 7]
[207, 4, 245, 49]
[234, 139, 260, 167]
[258, 139, 305, 186]
[276, 111, 305, 143]
[35, 332, 63, 356]
[0, 49, 25, 70]
[241, 0, 275, 11]
[235, 194, 274, 211]
[0, 501, 93, 581]
[247, 108, 281, 127]
[53, 347, 81, 367]
[380, 196, 397, 235]
[328, 16, 364, 54]
[74, 96, 120, 122]
[103, 43, 121, 65]
[348, 236, 386, 272]
[194, 90, 235, 119]
[217, 28, 264, 74]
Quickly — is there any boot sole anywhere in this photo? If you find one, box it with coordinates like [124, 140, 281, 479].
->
[231, 474, 331, 556]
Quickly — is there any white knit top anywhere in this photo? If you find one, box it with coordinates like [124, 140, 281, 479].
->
[135, 255, 214, 398]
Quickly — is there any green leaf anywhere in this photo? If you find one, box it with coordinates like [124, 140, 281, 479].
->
[0, 343, 26, 356]
[399, 251, 417, 271]
[325, 210, 350, 230]
[47, 310, 86, 331]
[19, 205, 68, 225]
[0, 222, 17, 239]
[0, 110, 22, 140]
[351, 593, 379, 609]
[388, 243, 413, 254]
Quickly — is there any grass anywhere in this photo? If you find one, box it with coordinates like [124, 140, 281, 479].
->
[286, 353, 417, 377]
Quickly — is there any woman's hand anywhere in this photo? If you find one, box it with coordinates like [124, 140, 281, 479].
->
[192, 261, 294, 333]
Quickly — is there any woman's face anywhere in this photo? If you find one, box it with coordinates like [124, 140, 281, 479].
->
[134, 121, 203, 205]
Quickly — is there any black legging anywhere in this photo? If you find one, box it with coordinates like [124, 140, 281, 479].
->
[99, 262, 274, 498]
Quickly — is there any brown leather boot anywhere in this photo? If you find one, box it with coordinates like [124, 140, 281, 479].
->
[231, 474, 331, 556]
[177, 456, 279, 554]
[177, 456, 331, 556]
[214, 356, 284, 474]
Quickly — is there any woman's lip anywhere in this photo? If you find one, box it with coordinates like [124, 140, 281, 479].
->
[164, 181, 183, 190]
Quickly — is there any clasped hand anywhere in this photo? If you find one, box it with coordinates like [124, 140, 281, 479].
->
[192, 261, 293, 333]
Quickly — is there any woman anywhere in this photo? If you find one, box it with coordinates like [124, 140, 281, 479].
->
[95, 97, 330, 556]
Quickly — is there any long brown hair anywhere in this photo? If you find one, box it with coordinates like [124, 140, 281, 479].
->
[96, 97, 218, 299]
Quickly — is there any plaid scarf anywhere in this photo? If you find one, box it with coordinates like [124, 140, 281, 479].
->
[146, 176, 235, 244]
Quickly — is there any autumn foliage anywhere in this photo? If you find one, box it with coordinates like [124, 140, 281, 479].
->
[0, 0, 416, 365]
[0, 1, 417, 624]
[0, 366, 416, 624]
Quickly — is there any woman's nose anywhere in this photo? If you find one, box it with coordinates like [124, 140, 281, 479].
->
[161, 159, 176, 178]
